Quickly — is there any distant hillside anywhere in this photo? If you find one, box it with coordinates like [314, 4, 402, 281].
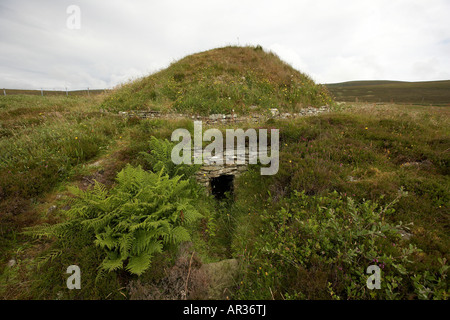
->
[326, 80, 450, 105]
[101, 46, 332, 115]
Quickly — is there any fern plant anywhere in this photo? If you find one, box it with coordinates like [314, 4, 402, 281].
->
[25, 164, 202, 275]
[140, 136, 200, 179]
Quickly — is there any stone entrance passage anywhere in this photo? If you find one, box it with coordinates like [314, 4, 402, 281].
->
[210, 175, 234, 200]
[195, 146, 251, 194]
[195, 162, 247, 194]
[193, 143, 273, 197]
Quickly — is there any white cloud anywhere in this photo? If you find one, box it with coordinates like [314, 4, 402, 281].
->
[0, 0, 449, 89]
[267, 43, 315, 78]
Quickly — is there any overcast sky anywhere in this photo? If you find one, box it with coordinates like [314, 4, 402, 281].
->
[1, 0, 449, 90]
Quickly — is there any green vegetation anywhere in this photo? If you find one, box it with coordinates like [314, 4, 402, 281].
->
[24, 164, 203, 276]
[0, 46, 448, 300]
[326, 80, 450, 105]
[102, 46, 332, 115]
[228, 105, 449, 299]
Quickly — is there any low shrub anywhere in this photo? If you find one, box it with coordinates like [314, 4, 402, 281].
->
[234, 189, 448, 299]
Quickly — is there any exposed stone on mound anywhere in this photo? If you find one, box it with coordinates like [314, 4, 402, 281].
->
[117, 105, 330, 124]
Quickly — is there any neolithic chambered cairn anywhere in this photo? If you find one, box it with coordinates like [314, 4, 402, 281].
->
[116, 106, 329, 198]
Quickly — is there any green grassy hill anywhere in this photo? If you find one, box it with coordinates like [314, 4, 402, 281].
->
[102, 45, 332, 115]
[326, 80, 450, 105]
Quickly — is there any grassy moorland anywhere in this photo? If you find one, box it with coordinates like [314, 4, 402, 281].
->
[0, 46, 448, 300]
[326, 80, 450, 106]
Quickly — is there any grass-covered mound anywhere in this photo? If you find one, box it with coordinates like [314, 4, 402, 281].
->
[101, 45, 332, 115]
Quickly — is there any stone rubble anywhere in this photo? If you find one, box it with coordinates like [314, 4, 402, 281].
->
[116, 106, 330, 193]
[194, 146, 257, 190]
[117, 106, 330, 124]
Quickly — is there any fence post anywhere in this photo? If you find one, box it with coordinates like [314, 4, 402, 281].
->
[87, 87, 90, 96]
[66, 87, 68, 96]
[41, 88, 43, 96]
[3, 89, 5, 96]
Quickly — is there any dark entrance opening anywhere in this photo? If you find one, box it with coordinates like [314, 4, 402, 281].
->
[210, 175, 234, 200]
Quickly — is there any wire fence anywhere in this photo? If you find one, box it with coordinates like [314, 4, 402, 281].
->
[1, 87, 112, 97]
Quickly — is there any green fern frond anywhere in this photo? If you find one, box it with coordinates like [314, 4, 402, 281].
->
[24, 160, 202, 277]
[132, 229, 164, 255]
[170, 226, 191, 243]
[35, 249, 63, 270]
[101, 252, 124, 272]
[118, 233, 135, 257]
[94, 230, 118, 250]
[22, 221, 73, 239]
[125, 252, 152, 276]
